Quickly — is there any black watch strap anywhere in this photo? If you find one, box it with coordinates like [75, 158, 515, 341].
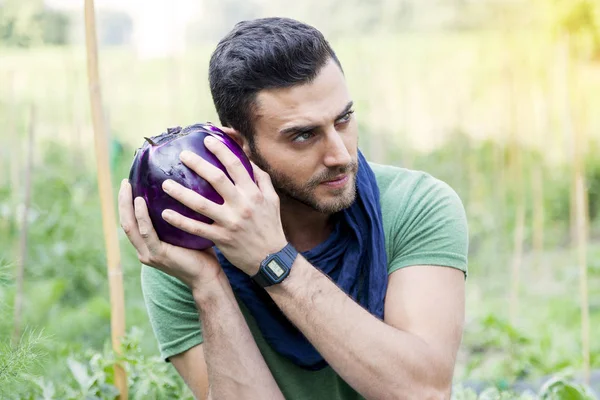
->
[252, 243, 298, 287]
[252, 268, 277, 287]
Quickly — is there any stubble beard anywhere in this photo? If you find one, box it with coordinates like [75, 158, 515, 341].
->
[249, 147, 358, 214]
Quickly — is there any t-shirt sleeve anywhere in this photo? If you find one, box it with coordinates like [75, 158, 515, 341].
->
[141, 265, 204, 361]
[388, 173, 469, 277]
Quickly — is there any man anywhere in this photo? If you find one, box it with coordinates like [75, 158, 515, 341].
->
[118, 17, 468, 400]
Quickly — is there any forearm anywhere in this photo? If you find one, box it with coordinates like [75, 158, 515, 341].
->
[266, 257, 452, 399]
[194, 273, 284, 400]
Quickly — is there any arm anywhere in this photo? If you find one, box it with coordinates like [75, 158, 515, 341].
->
[267, 259, 465, 399]
[169, 275, 284, 400]
[118, 181, 283, 400]
[170, 345, 209, 399]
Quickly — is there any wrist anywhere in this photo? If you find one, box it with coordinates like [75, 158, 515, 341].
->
[264, 253, 309, 295]
[252, 242, 299, 287]
[248, 238, 289, 275]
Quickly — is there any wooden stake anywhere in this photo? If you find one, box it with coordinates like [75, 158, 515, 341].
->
[559, 34, 590, 384]
[573, 86, 590, 385]
[504, 34, 525, 325]
[12, 105, 35, 346]
[574, 170, 590, 384]
[8, 72, 21, 216]
[531, 165, 544, 272]
[509, 201, 525, 325]
[571, 44, 591, 387]
[84, 1, 128, 398]
[1, 71, 15, 235]
[531, 84, 547, 275]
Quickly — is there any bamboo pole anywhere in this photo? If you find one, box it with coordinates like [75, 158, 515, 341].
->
[574, 160, 590, 385]
[84, 1, 128, 398]
[531, 165, 544, 272]
[509, 202, 525, 325]
[571, 46, 591, 387]
[8, 72, 21, 218]
[504, 34, 525, 325]
[12, 105, 35, 346]
[530, 83, 547, 275]
[1, 71, 14, 235]
[2, 71, 13, 189]
[573, 97, 590, 384]
[558, 34, 590, 384]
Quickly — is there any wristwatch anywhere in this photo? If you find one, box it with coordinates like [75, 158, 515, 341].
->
[252, 243, 298, 287]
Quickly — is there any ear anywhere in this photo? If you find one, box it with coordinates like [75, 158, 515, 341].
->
[219, 126, 251, 155]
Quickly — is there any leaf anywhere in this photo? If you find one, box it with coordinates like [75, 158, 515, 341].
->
[539, 375, 597, 400]
[66, 357, 93, 391]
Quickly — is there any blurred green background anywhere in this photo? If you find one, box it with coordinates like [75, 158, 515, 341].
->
[1, 0, 599, 398]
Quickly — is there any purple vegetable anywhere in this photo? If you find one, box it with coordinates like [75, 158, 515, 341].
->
[128, 123, 254, 250]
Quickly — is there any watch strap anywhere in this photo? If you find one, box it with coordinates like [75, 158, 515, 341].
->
[252, 268, 273, 287]
[252, 243, 298, 287]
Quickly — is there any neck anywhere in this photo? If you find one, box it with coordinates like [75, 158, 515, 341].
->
[279, 198, 333, 253]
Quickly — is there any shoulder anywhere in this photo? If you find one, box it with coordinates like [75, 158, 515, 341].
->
[369, 162, 469, 276]
[369, 162, 464, 217]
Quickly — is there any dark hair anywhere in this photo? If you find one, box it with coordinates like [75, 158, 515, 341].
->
[208, 17, 342, 145]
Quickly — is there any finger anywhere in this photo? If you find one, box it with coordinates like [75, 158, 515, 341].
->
[118, 180, 147, 252]
[251, 161, 278, 199]
[162, 179, 222, 221]
[161, 208, 220, 241]
[179, 150, 238, 202]
[203, 136, 256, 191]
[134, 196, 163, 257]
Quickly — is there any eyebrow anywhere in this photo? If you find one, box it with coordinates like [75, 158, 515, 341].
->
[279, 101, 354, 136]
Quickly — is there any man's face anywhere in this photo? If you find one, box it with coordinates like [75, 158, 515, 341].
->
[248, 58, 359, 214]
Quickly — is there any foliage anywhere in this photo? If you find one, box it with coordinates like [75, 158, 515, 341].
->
[452, 377, 597, 399]
[538, 0, 600, 59]
[0, 329, 46, 394]
[0, 262, 46, 396]
[0, 327, 194, 400]
[0, 0, 70, 47]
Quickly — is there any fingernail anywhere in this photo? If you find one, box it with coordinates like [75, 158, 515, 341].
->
[180, 151, 192, 162]
[162, 179, 173, 192]
[162, 209, 173, 219]
[121, 179, 128, 187]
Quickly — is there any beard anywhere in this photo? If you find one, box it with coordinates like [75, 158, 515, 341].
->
[249, 147, 358, 214]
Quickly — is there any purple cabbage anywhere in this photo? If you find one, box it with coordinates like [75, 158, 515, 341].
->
[128, 123, 254, 250]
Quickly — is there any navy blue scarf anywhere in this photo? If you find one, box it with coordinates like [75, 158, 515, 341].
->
[216, 151, 388, 371]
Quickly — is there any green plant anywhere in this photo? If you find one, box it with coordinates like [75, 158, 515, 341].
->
[539, 375, 597, 399]
[12, 327, 194, 400]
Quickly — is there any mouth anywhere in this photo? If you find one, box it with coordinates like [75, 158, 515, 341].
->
[321, 174, 349, 188]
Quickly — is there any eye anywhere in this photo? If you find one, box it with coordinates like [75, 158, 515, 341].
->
[292, 131, 315, 143]
[337, 110, 355, 124]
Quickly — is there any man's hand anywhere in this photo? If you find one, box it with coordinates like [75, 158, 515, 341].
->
[160, 133, 288, 276]
[118, 179, 223, 293]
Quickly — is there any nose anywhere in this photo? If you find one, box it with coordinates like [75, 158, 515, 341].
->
[323, 128, 352, 169]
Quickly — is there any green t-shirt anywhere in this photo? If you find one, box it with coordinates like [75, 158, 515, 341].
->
[141, 163, 469, 400]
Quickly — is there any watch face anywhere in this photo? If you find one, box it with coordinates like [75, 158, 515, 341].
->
[267, 259, 285, 278]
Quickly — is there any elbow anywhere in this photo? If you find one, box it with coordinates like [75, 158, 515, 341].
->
[422, 384, 452, 400]
[390, 384, 450, 400]
[415, 368, 453, 399]
[390, 357, 454, 399]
